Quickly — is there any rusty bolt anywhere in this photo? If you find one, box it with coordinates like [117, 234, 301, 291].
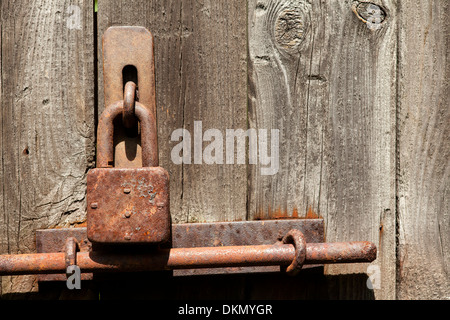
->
[90, 203, 98, 209]
[123, 188, 131, 194]
[124, 211, 132, 218]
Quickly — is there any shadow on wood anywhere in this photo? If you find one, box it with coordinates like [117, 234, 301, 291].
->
[0, 268, 375, 300]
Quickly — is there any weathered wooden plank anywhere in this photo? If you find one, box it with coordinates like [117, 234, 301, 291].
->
[177, 1, 247, 223]
[248, 0, 397, 299]
[97, 0, 247, 224]
[0, 3, 3, 298]
[397, 0, 450, 300]
[0, 0, 95, 295]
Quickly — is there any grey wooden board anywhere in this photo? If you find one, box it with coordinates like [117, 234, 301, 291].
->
[397, 0, 450, 300]
[248, 0, 397, 299]
[0, 0, 95, 295]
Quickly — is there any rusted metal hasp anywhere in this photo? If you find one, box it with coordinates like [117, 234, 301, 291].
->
[35, 219, 324, 280]
[103, 26, 156, 116]
[0, 219, 377, 279]
[102, 26, 157, 169]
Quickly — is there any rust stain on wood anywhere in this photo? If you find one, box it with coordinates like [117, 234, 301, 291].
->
[253, 206, 322, 220]
[305, 207, 321, 219]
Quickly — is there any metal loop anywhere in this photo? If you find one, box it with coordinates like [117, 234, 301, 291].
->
[282, 229, 306, 276]
[97, 100, 159, 168]
[64, 237, 78, 277]
[123, 81, 137, 128]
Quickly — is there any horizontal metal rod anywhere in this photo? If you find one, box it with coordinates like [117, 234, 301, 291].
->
[0, 242, 376, 276]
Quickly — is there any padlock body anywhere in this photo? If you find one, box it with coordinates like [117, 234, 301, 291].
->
[87, 167, 170, 244]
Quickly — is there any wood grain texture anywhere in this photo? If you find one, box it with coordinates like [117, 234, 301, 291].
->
[0, 0, 448, 301]
[175, 1, 248, 223]
[97, 0, 248, 224]
[397, 0, 450, 300]
[248, 0, 397, 299]
[0, 0, 95, 295]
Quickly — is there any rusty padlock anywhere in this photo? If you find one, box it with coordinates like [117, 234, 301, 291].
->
[87, 100, 170, 245]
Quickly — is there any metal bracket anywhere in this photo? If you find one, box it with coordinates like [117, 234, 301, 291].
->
[35, 219, 324, 281]
[0, 219, 376, 280]
[103, 26, 156, 116]
[169, 219, 324, 276]
[102, 26, 157, 168]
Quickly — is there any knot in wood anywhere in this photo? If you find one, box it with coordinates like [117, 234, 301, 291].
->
[274, 4, 310, 55]
[353, 2, 386, 31]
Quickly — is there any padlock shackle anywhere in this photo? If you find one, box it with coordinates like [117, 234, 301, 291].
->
[97, 101, 159, 168]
